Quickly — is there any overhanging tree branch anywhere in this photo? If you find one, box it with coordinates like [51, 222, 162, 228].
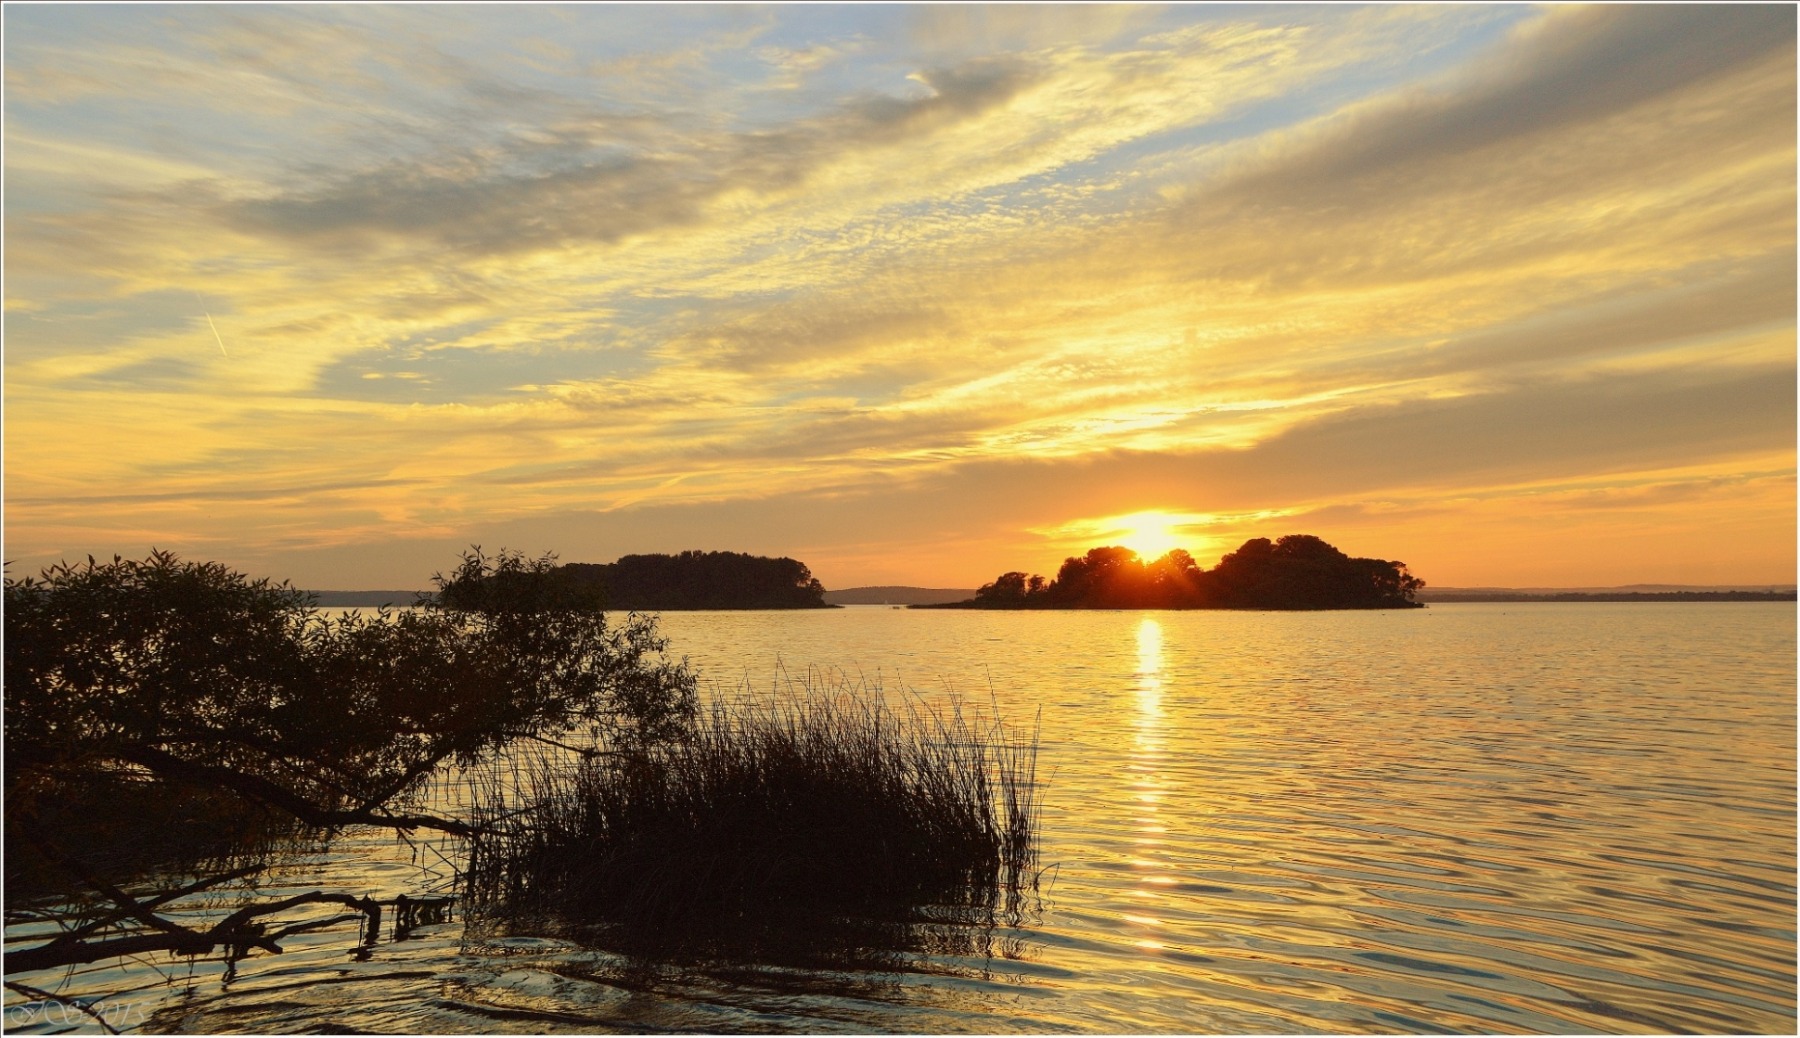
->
[113, 745, 477, 837]
[5, 548, 697, 981]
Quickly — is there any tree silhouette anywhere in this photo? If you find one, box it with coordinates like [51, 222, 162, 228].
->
[4, 548, 697, 975]
[946, 535, 1424, 611]
[975, 571, 1032, 605]
[560, 550, 829, 610]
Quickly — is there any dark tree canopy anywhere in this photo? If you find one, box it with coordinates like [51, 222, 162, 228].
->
[6, 550, 696, 841]
[961, 535, 1424, 610]
[4, 548, 698, 973]
[559, 550, 830, 610]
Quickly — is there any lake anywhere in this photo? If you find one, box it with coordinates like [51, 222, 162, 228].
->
[6, 603, 1794, 1033]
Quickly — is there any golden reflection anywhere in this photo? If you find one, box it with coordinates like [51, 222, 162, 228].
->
[1136, 617, 1164, 719]
[1126, 616, 1178, 897]
[1136, 617, 1163, 679]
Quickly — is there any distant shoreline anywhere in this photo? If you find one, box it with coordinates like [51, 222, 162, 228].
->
[312, 588, 1796, 607]
[823, 586, 976, 606]
[1419, 591, 1795, 603]
[307, 590, 429, 607]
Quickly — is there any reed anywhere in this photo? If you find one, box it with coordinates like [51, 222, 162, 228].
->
[464, 673, 1040, 958]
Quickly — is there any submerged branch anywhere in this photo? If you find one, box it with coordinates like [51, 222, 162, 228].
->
[5, 891, 412, 975]
[50, 867, 265, 947]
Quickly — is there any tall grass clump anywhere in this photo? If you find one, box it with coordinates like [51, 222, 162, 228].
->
[464, 675, 1040, 958]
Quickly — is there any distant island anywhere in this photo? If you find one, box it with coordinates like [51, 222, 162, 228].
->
[430, 550, 831, 611]
[925, 535, 1424, 611]
[556, 550, 831, 610]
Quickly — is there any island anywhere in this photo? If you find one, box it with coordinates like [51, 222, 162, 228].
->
[558, 550, 832, 610]
[925, 535, 1425, 610]
[431, 549, 832, 611]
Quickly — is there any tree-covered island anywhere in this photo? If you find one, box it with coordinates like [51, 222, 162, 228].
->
[933, 534, 1424, 610]
[439, 549, 832, 611]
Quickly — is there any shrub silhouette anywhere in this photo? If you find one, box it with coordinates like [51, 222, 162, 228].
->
[4, 548, 696, 973]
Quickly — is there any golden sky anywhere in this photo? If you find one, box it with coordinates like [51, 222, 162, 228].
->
[4, 4, 1794, 590]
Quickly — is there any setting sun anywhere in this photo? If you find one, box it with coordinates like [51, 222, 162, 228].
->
[1112, 512, 1186, 560]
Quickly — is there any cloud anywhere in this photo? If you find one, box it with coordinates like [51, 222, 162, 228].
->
[217, 53, 1034, 258]
[886, 363, 1794, 527]
[1203, 4, 1795, 208]
[1421, 259, 1795, 378]
[906, 3, 1157, 55]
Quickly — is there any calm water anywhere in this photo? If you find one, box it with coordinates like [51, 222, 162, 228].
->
[7, 604, 1794, 1033]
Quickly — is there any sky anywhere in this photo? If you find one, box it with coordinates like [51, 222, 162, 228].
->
[4, 3, 1795, 591]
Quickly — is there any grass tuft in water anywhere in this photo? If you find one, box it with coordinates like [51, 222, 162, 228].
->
[464, 673, 1040, 960]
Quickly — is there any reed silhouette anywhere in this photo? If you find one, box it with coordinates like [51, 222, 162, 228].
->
[463, 672, 1042, 965]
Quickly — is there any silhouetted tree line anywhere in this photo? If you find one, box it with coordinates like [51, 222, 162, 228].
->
[956, 535, 1424, 610]
[560, 551, 831, 610]
[435, 550, 829, 611]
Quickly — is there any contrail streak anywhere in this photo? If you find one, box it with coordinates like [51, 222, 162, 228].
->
[195, 291, 228, 357]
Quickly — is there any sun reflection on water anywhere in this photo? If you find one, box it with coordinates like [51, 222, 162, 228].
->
[1127, 616, 1177, 942]
[1136, 617, 1163, 698]
[1132, 617, 1164, 764]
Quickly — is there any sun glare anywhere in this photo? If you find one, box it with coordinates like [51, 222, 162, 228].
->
[1112, 511, 1186, 560]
